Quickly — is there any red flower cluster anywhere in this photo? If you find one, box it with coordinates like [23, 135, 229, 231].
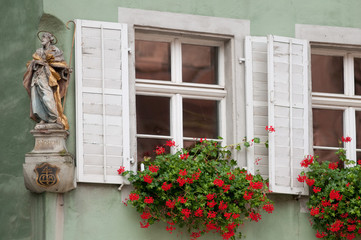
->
[313, 186, 321, 193]
[166, 199, 176, 209]
[179, 169, 187, 176]
[329, 219, 343, 232]
[149, 164, 159, 173]
[162, 182, 172, 191]
[194, 208, 203, 217]
[206, 193, 216, 200]
[328, 162, 338, 170]
[143, 174, 153, 184]
[117, 166, 125, 175]
[301, 155, 314, 168]
[246, 173, 253, 181]
[265, 126, 275, 132]
[213, 178, 224, 187]
[129, 193, 139, 201]
[227, 172, 235, 180]
[178, 196, 187, 204]
[243, 191, 253, 200]
[297, 174, 315, 186]
[166, 140, 176, 147]
[262, 203, 274, 213]
[315, 231, 327, 238]
[207, 211, 217, 219]
[181, 208, 191, 219]
[310, 207, 320, 216]
[222, 184, 230, 193]
[219, 201, 228, 211]
[329, 189, 343, 201]
[249, 212, 262, 222]
[342, 136, 352, 142]
[144, 197, 154, 204]
[249, 181, 263, 189]
[155, 146, 165, 155]
[180, 152, 189, 160]
[140, 212, 151, 220]
[140, 221, 150, 228]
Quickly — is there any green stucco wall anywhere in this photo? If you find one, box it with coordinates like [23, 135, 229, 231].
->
[3, 0, 361, 239]
[0, 0, 43, 239]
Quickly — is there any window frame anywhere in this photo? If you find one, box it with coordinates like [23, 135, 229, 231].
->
[135, 32, 227, 150]
[119, 7, 250, 167]
[296, 24, 361, 165]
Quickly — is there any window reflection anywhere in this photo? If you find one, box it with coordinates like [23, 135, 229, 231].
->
[355, 58, 361, 95]
[314, 149, 343, 166]
[311, 54, 344, 94]
[135, 40, 171, 81]
[136, 95, 170, 135]
[183, 99, 218, 138]
[137, 138, 171, 166]
[182, 44, 218, 84]
[313, 109, 343, 147]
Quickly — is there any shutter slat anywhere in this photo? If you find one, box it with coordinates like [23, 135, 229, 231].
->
[75, 19, 130, 184]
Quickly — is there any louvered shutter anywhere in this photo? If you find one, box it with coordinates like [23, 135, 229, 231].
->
[246, 35, 311, 195]
[75, 20, 130, 184]
[267, 35, 310, 195]
[245, 36, 269, 178]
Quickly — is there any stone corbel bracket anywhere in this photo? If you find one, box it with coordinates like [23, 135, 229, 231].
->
[23, 123, 76, 193]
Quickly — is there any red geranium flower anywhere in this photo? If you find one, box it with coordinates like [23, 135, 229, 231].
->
[144, 196, 154, 204]
[194, 208, 203, 217]
[262, 203, 274, 213]
[166, 199, 176, 209]
[249, 212, 262, 222]
[117, 166, 125, 175]
[207, 200, 217, 208]
[245, 174, 253, 181]
[219, 201, 228, 210]
[129, 193, 139, 201]
[342, 136, 352, 142]
[149, 164, 159, 173]
[206, 193, 216, 200]
[222, 184, 231, 192]
[179, 169, 187, 176]
[265, 126, 275, 132]
[143, 174, 153, 184]
[306, 178, 315, 186]
[243, 191, 253, 200]
[301, 155, 314, 168]
[155, 146, 165, 155]
[140, 212, 151, 220]
[180, 153, 189, 160]
[166, 140, 176, 147]
[328, 162, 338, 170]
[213, 178, 224, 187]
[313, 186, 321, 193]
[162, 182, 172, 191]
[207, 211, 217, 218]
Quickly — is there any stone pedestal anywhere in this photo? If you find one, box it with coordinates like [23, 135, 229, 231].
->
[23, 123, 76, 193]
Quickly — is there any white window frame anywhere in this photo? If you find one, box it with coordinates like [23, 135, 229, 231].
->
[135, 33, 227, 149]
[118, 7, 250, 166]
[296, 24, 361, 165]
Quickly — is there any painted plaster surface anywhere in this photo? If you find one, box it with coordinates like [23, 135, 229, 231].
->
[0, 0, 43, 239]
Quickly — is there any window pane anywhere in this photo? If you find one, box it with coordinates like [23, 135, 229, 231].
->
[137, 138, 170, 165]
[314, 149, 343, 166]
[356, 111, 361, 149]
[311, 54, 344, 94]
[313, 109, 343, 147]
[135, 40, 171, 81]
[182, 44, 218, 84]
[183, 99, 218, 138]
[355, 58, 361, 95]
[136, 95, 170, 135]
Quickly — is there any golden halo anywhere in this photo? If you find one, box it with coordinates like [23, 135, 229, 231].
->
[37, 31, 58, 44]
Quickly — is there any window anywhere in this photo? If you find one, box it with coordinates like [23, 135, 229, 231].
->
[311, 48, 361, 164]
[296, 24, 361, 165]
[74, 9, 249, 184]
[134, 32, 226, 162]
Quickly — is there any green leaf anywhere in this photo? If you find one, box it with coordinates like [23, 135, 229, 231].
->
[244, 142, 250, 148]
[253, 137, 260, 143]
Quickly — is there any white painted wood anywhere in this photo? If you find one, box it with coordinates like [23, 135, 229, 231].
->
[245, 36, 268, 176]
[268, 35, 310, 195]
[75, 19, 130, 184]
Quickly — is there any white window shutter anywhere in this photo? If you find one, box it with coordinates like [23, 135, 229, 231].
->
[75, 19, 130, 184]
[245, 36, 269, 178]
[267, 35, 310, 195]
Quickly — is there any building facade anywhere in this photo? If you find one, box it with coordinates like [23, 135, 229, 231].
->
[2, 0, 361, 239]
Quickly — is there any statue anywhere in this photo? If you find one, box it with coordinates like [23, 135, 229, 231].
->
[23, 32, 70, 130]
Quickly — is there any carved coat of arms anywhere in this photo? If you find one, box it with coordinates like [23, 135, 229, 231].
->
[35, 163, 60, 188]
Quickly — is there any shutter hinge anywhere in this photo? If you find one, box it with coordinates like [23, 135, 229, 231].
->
[128, 48, 132, 54]
[238, 57, 246, 64]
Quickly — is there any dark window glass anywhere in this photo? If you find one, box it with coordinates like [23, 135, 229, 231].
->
[183, 99, 218, 138]
[313, 109, 343, 147]
[314, 149, 343, 166]
[137, 138, 170, 166]
[135, 40, 171, 81]
[182, 44, 218, 84]
[354, 58, 361, 95]
[136, 95, 170, 135]
[356, 111, 361, 149]
[357, 152, 361, 164]
[311, 54, 344, 94]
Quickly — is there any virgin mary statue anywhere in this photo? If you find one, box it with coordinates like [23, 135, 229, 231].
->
[23, 32, 70, 130]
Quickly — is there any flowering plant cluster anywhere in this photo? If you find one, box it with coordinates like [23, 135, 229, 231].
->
[120, 139, 273, 239]
[298, 137, 361, 240]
